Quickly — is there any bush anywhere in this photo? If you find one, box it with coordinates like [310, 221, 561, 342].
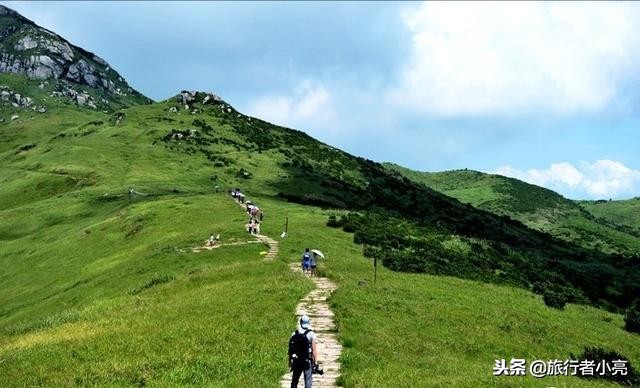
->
[571, 346, 639, 385]
[542, 288, 568, 309]
[624, 300, 640, 334]
[327, 215, 341, 228]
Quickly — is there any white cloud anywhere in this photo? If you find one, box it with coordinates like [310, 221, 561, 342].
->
[494, 160, 640, 198]
[389, 2, 640, 116]
[244, 80, 337, 131]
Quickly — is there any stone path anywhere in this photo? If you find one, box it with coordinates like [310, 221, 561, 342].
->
[230, 198, 279, 261]
[255, 233, 279, 261]
[281, 263, 342, 387]
[230, 195, 341, 385]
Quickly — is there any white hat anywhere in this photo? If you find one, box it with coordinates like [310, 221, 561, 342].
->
[299, 314, 311, 329]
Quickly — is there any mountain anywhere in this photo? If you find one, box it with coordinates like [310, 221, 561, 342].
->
[0, 5, 151, 111]
[384, 163, 640, 255]
[1, 6, 639, 387]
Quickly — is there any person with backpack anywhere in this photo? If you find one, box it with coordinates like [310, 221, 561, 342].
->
[288, 314, 318, 387]
[301, 248, 311, 275]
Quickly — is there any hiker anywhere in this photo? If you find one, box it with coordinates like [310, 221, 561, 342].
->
[301, 248, 311, 275]
[254, 221, 261, 235]
[288, 314, 318, 387]
[248, 218, 255, 234]
[309, 251, 317, 277]
[208, 233, 215, 247]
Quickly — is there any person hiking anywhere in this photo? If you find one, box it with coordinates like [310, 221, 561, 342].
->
[309, 251, 317, 277]
[288, 314, 318, 387]
[301, 248, 311, 275]
[208, 233, 215, 247]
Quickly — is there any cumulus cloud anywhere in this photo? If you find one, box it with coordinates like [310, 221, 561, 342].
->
[389, 2, 640, 116]
[494, 160, 640, 198]
[244, 80, 337, 131]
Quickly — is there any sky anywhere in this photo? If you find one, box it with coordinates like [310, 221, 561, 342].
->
[4, 1, 640, 200]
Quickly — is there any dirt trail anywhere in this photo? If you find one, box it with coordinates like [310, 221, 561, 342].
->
[281, 263, 342, 387]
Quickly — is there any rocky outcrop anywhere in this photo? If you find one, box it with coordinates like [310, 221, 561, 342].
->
[0, 85, 33, 108]
[177, 90, 225, 110]
[49, 83, 97, 109]
[0, 4, 151, 108]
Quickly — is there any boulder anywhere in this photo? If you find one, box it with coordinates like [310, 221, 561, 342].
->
[14, 36, 38, 51]
[11, 114, 19, 120]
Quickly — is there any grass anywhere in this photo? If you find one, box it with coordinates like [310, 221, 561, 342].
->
[0, 193, 312, 386]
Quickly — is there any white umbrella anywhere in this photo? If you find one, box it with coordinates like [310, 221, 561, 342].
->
[311, 249, 325, 258]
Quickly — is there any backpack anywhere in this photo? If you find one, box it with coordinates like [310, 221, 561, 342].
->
[303, 253, 311, 263]
[288, 329, 311, 369]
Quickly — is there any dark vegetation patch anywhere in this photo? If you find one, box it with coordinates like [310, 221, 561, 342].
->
[128, 273, 175, 295]
[571, 347, 639, 386]
[625, 300, 640, 334]
[16, 143, 35, 152]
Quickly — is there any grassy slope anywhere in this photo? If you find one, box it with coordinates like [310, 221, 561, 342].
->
[579, 198, 640, 231]
[1, 87, 639, 386]
[385, 163, 640, 255]
[0, 96, 312, 385]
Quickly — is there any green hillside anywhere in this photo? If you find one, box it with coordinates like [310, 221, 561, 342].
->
[385, 163, 640, 256]
[579, 198, 640, 231]
[1, 5, 639, 387]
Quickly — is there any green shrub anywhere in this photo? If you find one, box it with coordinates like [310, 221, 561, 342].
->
[571, 347, 639, 385]
[542, 288, 568, 309]
[327, 215, 341, 227]
[624, 300, 640, 334]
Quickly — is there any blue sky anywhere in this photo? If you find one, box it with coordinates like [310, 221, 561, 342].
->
[4, 1, 640, 199]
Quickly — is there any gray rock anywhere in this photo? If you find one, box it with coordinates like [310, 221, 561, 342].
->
[26, 55, 63, 79]
[76, 93, 88, 105]
[11, 114, 19, 120]
[14, 36, 38, 51]
[66, 59, 96, 85]
[44, 39, 74, 62]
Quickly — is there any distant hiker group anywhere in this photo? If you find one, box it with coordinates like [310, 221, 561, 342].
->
[230, 188, 263, 235]
[207, 233, 220, 247]
[230, 188, 246, 203]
